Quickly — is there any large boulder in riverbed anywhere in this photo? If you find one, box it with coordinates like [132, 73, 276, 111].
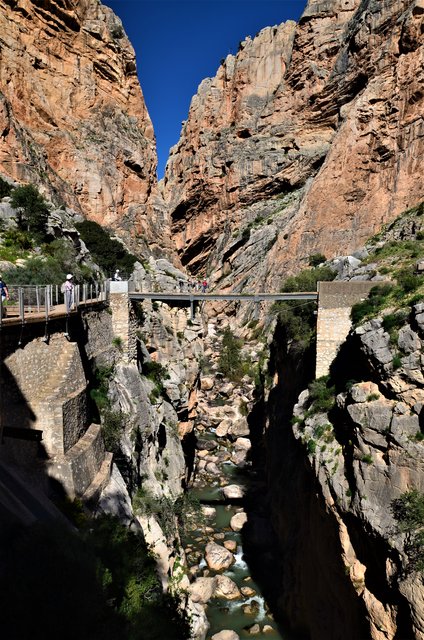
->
[211, 631, 240, 640]
[188, 576, 217, 603]
[230, 511, 247, 532]
[214, 575, 241, 600]
[227, 417, 250, 438]
[205, 541, 235, 571]
[222, 484, 244, 500]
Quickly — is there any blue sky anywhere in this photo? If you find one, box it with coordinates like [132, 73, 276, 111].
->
[105, 1, 306, 177]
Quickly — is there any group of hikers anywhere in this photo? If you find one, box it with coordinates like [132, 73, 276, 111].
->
[179, 278, 208, 293]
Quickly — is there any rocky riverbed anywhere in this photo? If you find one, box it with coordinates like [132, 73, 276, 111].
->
[182, 322, 295, 640]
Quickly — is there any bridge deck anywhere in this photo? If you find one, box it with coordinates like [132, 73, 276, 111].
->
[129, 292, 318, 302]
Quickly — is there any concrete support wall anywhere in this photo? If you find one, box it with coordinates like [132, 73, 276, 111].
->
[316, 281, 377, 378]
[0, 308, 115, 500]
[109, 281, 137, 363]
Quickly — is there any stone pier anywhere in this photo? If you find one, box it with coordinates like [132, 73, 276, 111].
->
[109, 280, 137, 363]
[316, 281, 377, 378]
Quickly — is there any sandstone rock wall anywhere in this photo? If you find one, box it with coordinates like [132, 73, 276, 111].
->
[0, 0, 170, 256]
[164, 0, 424, 290]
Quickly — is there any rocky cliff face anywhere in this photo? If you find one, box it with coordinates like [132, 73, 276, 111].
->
[0, 0, 169, 256]
[164, 0, 424, 290]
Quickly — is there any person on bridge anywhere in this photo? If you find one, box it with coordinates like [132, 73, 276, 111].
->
[63, 273, 74, 313]
[0, 275, 9, 318]
[201, 279, 208, 293]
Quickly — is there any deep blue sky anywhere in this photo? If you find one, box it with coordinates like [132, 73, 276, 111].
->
[105, 1, 306, 177]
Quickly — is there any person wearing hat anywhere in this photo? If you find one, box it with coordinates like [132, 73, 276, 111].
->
[64, 273, 74, 313]
[0, 274, 9, 318]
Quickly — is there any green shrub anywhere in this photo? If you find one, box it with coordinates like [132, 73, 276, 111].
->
[382, 310, 408, 333]
[391, 489, 424, 572]
[143, 360, 170, 387]
[75, 219, 137, 275]
[102, 409, 126, 453]
[396, 267, 423, 293]
[308, 253, 327, 267]
[366, 393, 380, 401]
[392, 354, 402, 370]
[307, 439, 317, 455]
[10, 183, 50, 243]
[281, 265, 335, 293]
[0, 175, 13, 199]
[361, 454, 373, 464]
[313, 424, 326, 438]
[351, 284, 394, 325]
[90, 365, 114, 412]
[112, 336, 124, 351]
[218, 327, 244, 381]
[275, 265, 335, 350]
[3, 228, 33, 249]
[308, 376, 335, 413]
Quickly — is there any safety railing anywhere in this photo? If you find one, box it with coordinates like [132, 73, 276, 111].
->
[0, 281, 108, 328]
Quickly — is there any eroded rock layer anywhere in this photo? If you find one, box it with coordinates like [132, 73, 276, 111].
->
[164, 0, 424, 286]
[0, 0, 168, 255]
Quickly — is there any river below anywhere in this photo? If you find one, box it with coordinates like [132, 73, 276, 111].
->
[184, 425, 297, 640]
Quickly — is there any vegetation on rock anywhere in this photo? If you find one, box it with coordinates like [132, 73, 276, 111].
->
[10, 183, 50, 243]
[274, 265, 335, 350]
[391, 489, 424, 572]
[0, 514, 189, 639]
[75, 219, 137, 276]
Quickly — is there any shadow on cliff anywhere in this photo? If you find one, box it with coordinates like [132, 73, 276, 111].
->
[239, 320, 375, 640]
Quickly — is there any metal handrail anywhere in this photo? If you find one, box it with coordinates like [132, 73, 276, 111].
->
[0, 281, 108, 329]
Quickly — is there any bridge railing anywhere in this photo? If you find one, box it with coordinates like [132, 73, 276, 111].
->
[0, 281, 108, 328]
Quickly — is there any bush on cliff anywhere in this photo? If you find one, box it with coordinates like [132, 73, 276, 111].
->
[308, 375, 336, 414]
[218, 327, 246, 381]
[75, 219, 137, 276]
[0, 175, 13, 199]
[10, 183, 50, 243]
[350, 284, 394, 325]
[274, 265, 335, 349]
[391, 489, 424, 572]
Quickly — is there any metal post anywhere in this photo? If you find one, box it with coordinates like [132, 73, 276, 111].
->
[19, 287, 24, 323]
[83, 283, 87, 304]
[74, 284, 79, 309]
[36, 286, 40, 312]
[45, 286, 50, 320]
[95, 282, 99, 301]
[55, 284, 58, 306]
[190, 294, 194, 321]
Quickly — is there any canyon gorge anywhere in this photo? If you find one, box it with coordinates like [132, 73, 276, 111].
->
[0, 0, 424, 639]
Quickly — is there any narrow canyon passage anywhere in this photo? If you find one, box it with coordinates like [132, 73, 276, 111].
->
[182, 325, 308, 640]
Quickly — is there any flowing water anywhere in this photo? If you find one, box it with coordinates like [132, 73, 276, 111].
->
[185, 429, 297, 640]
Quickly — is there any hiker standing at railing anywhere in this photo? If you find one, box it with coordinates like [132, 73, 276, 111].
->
[0, 274, 9, 318]
[62, 273, 74, 313]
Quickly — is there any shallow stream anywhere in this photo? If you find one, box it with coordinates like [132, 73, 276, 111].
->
[186, 430, 297, 640]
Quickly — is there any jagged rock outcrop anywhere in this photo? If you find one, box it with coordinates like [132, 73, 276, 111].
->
[164, 0, 424, 291]
[264, 294, 424, 639]
[0, 0, 169, 256]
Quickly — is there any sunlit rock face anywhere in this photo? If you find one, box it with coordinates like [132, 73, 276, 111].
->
[164, 0, 424, 285]
[0, 0, 169, 256]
